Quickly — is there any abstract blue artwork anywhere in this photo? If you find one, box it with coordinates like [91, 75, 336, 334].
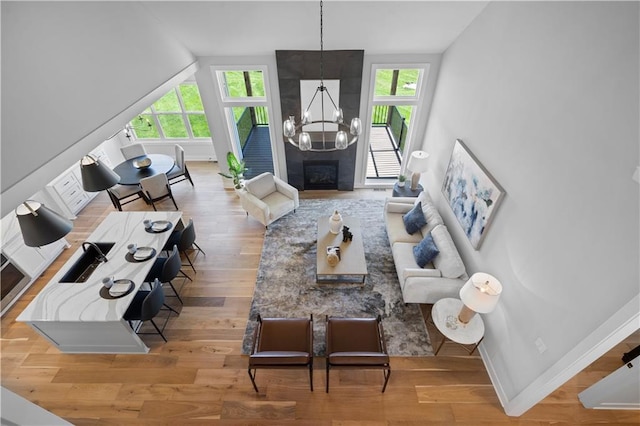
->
[442, 139, 505, 250]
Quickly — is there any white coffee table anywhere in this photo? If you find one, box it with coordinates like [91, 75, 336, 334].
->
[316, 216, 368, 284]
[431, 298, 485, 355]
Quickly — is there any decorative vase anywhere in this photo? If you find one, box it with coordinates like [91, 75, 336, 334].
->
[329, 210, 343, 234]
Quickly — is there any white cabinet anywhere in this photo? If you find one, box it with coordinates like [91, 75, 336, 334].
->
[1, 212, 67, 282]
[46, 166, 92, 219]
[44, 144, 113, 219]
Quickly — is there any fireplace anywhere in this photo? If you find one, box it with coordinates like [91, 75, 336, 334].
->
[303, 160, 339, 190]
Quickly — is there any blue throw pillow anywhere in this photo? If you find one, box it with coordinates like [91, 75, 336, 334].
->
[403, 202, 427, 235]
[413, 233, 440, 268]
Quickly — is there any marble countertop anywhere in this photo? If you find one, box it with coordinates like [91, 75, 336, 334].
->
[17, 211, 182, 323]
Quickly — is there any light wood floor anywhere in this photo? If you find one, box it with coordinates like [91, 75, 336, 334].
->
[1, 162, 638, 424]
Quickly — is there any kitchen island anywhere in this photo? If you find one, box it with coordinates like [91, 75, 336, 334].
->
[17, 211, 182, 353]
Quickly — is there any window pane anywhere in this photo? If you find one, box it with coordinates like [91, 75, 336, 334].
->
[374, 69, 420, 96]
[154, 90, 181, 112]
[188, 114, 211, 138]
[131, 115, 159, 139]
[396, 69, 420, 96]
[375, 69, 393, 96]
[223, 70, 265, 98]
[248, 71, 265, 96]
[180, 84, 204, 111]
[158, 115, 188, 138]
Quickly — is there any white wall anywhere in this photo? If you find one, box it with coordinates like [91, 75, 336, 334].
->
[422, 1, 639, 415]
[1, 2, 196, 216]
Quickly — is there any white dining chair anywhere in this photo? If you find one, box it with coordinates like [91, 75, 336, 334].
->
[106, 184, 144, 211]
[139, 173, 178, 211]
[120, 143, 147, 160]
[167, 144, 194, 187]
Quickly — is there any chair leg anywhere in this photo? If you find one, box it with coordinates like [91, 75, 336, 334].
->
[166, 185, 179, 210]
[150, 200, 158, 211]
[185, 166, 194, 186]
[149, 319, 168, 342]
[167, 281, 183, 304]
[178, 269, 193, 281]
[326, 363, 330, 393]
[248, 368, 260, 393]
[382, 368, 391, 393]
[193, 242, 206, 256]
[309, 362, 314, 392]
[163, 303, 179, 314]
[183, 251, 196, 273]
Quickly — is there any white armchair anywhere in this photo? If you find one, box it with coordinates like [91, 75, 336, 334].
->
[240, 172, 299, 228]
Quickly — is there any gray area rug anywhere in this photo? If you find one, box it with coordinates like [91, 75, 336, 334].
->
[242, 198, 433, 356]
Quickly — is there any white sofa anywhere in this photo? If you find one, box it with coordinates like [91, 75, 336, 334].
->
[384, 192, 468, 304]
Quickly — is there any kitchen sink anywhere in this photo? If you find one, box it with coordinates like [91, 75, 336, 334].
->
[59, 242, 115, 283]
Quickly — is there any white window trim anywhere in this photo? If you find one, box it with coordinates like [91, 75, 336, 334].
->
[357, 63, 431, 186]
[133, 82, 212, 142]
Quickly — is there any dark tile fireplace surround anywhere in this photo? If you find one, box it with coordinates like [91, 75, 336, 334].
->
[276, 50, 364, 191]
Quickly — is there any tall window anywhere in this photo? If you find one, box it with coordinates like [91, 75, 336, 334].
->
[129, 82, 211, 140]
[366, 66, 426, 180]
[214, 68, 274, 179]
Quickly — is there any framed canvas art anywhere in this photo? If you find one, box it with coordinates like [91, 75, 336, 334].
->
[441, 139, 505, 250]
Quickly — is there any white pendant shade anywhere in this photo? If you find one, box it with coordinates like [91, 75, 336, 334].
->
[299, 132, 312, 151]
[283, 117, 296, 137]
[335, 131, 348, 150]
[333, 108, 344, 123]
[350, 117, 362, 136]
[302, 110, 312, 125]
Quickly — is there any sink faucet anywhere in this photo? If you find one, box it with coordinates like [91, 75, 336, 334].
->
[82, 242, 108, 263]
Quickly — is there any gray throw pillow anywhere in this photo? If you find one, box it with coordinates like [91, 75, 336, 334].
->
[403, 201, 427, 235]
[413, 232, 440, 268]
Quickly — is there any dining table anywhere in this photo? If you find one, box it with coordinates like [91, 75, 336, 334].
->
[113, 154, 176, 185]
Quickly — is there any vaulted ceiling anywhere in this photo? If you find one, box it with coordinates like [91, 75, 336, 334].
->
[138, 1, 489, 56]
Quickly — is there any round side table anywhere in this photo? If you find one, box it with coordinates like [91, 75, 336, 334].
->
[431, 298, 485, 355]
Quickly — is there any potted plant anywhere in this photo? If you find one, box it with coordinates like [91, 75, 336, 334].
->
[397, 174, 407, 188]
[218, 151, 247, 191]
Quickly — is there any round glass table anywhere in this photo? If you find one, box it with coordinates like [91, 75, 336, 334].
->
[113, 154, 175, 185]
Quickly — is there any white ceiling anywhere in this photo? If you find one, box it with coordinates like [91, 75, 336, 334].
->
[139, 1, 490, 56]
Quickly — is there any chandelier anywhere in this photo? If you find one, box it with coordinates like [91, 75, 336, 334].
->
[283, 0, 362, 152]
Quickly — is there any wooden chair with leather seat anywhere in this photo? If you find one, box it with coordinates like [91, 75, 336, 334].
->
[120, 143, 147, 160]
[248, 314, 314, 393]
[139, 173, 178, 211]
[106, 184, 144, 211]
[325, 315, 391, 393]
[167, 144, 194, 187]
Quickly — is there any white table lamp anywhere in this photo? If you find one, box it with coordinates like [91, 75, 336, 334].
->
[458, 272, 502, 324]
[406, 151, 430, 190]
